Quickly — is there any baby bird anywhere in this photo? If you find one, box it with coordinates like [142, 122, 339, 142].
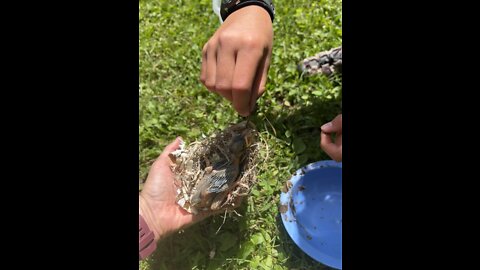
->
[190, 133, 247, 210]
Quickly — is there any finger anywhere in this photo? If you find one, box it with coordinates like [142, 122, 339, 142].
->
[190, 204, 239, 224]
[249, 52, 270, 111]
[320, 131, 332, 148]
[215, 43, 236, 102]
[321, 114, 342, 133]
[175, 207, 221, 232]
[191, 210, 212, 223]
[204, 41, 218, 91]
[159, 137, 183, 161]
[164, 137, 182, 153]
[336, 134, 342, 147]
[200, 44, 208, 85]
[320, 132, 342, 161]
[232, 48, 263, 116]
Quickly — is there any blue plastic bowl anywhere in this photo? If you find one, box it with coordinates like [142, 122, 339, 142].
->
[280, 160, 342, 269]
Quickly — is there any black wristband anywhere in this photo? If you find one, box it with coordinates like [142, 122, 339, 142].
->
[220, 0, 275, 22]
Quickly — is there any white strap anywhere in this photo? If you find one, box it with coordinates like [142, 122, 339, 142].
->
[212, 0, 223, 23]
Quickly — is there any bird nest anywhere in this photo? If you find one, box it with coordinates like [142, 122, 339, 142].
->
[168, 121, 260, 215]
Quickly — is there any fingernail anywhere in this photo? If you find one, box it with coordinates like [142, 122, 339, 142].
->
[177, 137, 184, 143]
[321, 122, 332, 131]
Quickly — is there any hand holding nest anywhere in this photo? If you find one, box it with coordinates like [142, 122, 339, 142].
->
[139, 137, 212, 242]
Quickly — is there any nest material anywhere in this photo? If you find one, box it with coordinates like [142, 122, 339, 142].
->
[169, 121, 260, 215]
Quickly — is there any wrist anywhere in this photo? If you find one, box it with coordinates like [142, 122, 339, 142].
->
[139, 195, 164, 242]
[221, 0, 275, 22]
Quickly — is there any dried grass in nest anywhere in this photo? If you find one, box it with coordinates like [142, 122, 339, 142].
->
[169, 121, 261, 215]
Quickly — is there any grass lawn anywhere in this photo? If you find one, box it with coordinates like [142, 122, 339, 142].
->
[139, 0, 342, 269]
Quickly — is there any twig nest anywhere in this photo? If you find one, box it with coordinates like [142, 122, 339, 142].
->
[169, 121, 260, 215]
